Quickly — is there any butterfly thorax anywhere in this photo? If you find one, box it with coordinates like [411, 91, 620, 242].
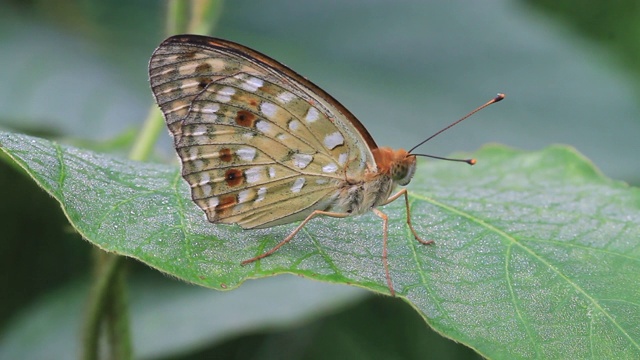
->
[330, 147, 416, 216]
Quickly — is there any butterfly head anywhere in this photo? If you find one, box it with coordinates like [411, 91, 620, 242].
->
[372, 147, 417, 186]
[369, 94, 506, 188]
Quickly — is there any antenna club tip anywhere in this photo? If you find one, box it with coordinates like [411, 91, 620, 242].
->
[495, 93, 505, 102]
[467, 158, 477, 165]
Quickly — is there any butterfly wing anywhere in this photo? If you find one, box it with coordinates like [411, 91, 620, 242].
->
[149, 35, 379, 228]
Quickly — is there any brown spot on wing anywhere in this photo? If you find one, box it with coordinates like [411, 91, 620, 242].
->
[215, 195, 237, 216]
[197, 77, 212, 89]
[177, 51, 196, 60]
[219, 148, 233, 162]
[195, 63, 212, 74]
[224, 168, 244, 187]
[235, 110, 258, 127]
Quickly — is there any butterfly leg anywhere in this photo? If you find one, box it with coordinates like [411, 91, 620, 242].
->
[241, 210, 350, 265]
[372, 208, 396, 297]
[383, 189, 434, 246]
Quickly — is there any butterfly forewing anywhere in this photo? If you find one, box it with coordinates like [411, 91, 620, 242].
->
[149, 35, 379, 228]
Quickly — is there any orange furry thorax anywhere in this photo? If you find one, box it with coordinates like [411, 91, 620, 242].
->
[372, 147, 410, 174]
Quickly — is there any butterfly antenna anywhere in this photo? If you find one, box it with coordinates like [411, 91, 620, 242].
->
[408, 93, 505, 165]
[412, 153, 477, 165]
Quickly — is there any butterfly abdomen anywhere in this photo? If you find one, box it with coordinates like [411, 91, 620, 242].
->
[331, 174, 397, 216]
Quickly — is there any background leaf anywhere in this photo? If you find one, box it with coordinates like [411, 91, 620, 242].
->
[1, 131, 638, 358]
[0, 275, 368, 360]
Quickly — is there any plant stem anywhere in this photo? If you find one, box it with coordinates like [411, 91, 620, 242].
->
[188, 0, 224, 35]
[166, 0, 189, 36]
[129, 107, 165, 162]
[105, 260, 132, 360]
[82, 253, 126, 360]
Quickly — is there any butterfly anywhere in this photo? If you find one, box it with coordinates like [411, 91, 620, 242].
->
[149, 34, 503, 296]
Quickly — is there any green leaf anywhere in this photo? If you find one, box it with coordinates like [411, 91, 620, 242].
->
[1, 131, 639, 359]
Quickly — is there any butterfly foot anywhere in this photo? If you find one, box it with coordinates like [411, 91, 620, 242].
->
[240, 259, 252, 266]
[415, 237, 435, 246]
[240, 254, 265, 266]
[408, 227, 434, 246]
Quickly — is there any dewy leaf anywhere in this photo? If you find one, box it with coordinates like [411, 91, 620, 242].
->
[1, 131, 639, 359]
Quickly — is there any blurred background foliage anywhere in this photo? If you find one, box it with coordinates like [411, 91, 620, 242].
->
[1, 0, 638, 358]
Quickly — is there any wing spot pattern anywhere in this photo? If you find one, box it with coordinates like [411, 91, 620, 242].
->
[291, 177, 306, 193]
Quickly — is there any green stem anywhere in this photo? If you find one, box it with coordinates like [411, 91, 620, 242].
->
[105, 261, 132, 360]
[128, 107, 165, 162]
[188, 0, 224, 35]
[81, 254, 125, 360]
[166, 0, 189, 35]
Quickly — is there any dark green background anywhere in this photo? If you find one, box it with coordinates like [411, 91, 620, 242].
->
[1, 1, 638, 358]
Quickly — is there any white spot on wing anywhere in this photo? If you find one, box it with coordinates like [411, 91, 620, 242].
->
[323, 132, 344, 150]
[288, 120, 300, 131]
[338, 153, 348, 166]
[198, 103, 220, 114]
[199, 172, 210, 185]
[269, 167, 276, 178]
[241, 77, 264, 92]
[188, 125, 207, 136]
[200, 184, 212, 197]
[322, 163, 338, 173]
[236, 147, 256, 161]
[256, 187, 267, 202]
[305, 107, 319, 123]
[315, 179, 329, 185]
[277, 133, 287, 141]
[245, 167, 264, 183]
[256, 120, 270, 134]
[238, 189, 253, 203]
[291, 177, 306, 193]
[191, 160, 204, 171]
[260, 102, 278, 118]
[186, 147, 199, 161]
[277, 91, 296, 104]
[219, 87, 236, 95]
[207, 197, 219, 209]
[215, 87, 235, 103]
[293, 153, 313, 169]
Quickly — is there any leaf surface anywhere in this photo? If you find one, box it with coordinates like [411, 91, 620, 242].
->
[1, 131, 638, 359]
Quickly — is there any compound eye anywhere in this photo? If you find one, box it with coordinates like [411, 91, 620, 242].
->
[393, 161, 416, 186]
